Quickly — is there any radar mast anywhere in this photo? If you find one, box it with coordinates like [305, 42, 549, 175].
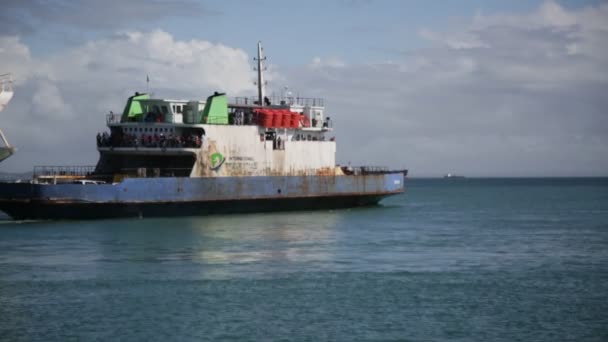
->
[255, 41, 266, 106]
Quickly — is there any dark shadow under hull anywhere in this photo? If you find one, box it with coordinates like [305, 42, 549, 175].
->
[0, 193, 395, 220]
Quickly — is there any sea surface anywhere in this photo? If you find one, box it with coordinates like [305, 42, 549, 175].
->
[0, 178, 607, 341]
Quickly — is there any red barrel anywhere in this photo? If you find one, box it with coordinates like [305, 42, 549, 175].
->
[282, 110, 290, 128]
[263, 110, 274, 128]
[272, 110, 282, 127]
[290, 112, 300, 128]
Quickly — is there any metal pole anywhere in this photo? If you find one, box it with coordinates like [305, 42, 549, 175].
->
[257, 41, 265, 105]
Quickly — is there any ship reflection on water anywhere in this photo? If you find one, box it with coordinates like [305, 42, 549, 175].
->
[87, 211, 343, 280]
[0, 206, 383, 282]
[189, 212, 339, 277]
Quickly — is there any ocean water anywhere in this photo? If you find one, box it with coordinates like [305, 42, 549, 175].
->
[0, 178, 607, 341]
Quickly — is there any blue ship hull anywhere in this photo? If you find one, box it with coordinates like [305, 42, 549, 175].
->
[0, 173, 404, 220]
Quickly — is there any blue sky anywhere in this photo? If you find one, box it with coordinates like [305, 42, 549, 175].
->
[1, 0, 607, 176]
[18, 0, 605, 63]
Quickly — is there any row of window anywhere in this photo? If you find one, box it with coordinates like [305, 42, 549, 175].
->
[123, 127, 176, 133]
[172, 105, 185, 113]
[145, 104, 186, 115]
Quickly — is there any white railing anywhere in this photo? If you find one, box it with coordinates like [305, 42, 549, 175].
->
[33, 165, 96, 178]
[106, 113, 122, 124]
[232, 96, 324, 107]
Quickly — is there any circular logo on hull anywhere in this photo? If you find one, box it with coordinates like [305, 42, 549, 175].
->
[209, 152, 225, 171]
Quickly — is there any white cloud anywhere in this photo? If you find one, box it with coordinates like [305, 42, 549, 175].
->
[418, 28, 489, 50]
[310, 57, 347, 69]
[31, 81, 74, 119]
[43, 30, 254, 96]
[1, 30, 256, 171]
[0, 36, 35, 84]
[279, 1, 608, 176]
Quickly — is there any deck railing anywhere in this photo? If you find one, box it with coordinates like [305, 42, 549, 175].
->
[33, 165, 96, 178]
[119, 167, 193, 177]
[106, 113, 122, 124]
[232, 96, 324, 107]
[341, 166, 408, 176]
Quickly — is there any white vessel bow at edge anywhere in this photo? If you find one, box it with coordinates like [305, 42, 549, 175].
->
[0, 73, 14, 162]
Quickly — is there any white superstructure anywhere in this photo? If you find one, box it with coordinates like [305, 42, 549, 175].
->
[95, 43, 338, 179]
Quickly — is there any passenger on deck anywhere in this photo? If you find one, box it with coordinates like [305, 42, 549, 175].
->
[323, 118, 329, 128]
[160, 133, 166, 147]
[101, 132, 110, 146]
[168, 133, 175, 147]
[238, 110, 245, 125]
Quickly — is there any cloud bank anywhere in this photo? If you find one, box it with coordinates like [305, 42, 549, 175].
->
[282, 1, 608, 176]
[1, 31, 255, 169]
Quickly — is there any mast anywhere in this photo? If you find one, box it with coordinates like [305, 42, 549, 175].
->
[255, 41, 266, 106]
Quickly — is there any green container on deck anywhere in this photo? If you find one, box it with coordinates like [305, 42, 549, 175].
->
[202, 93, 228, 124]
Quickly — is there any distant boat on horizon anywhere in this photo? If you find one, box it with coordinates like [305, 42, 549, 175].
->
[444, 173, 465, 179]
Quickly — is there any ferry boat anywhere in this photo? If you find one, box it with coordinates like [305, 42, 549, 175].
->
[0, 43, 406, 220]
[0, 73, 15, 162]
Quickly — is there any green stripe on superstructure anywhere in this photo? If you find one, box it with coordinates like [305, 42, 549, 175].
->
[202, 93, 228, 124]
[121, 93, 149, 122]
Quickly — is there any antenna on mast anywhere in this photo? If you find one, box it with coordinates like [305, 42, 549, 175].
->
[253, 41, 267, 106]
